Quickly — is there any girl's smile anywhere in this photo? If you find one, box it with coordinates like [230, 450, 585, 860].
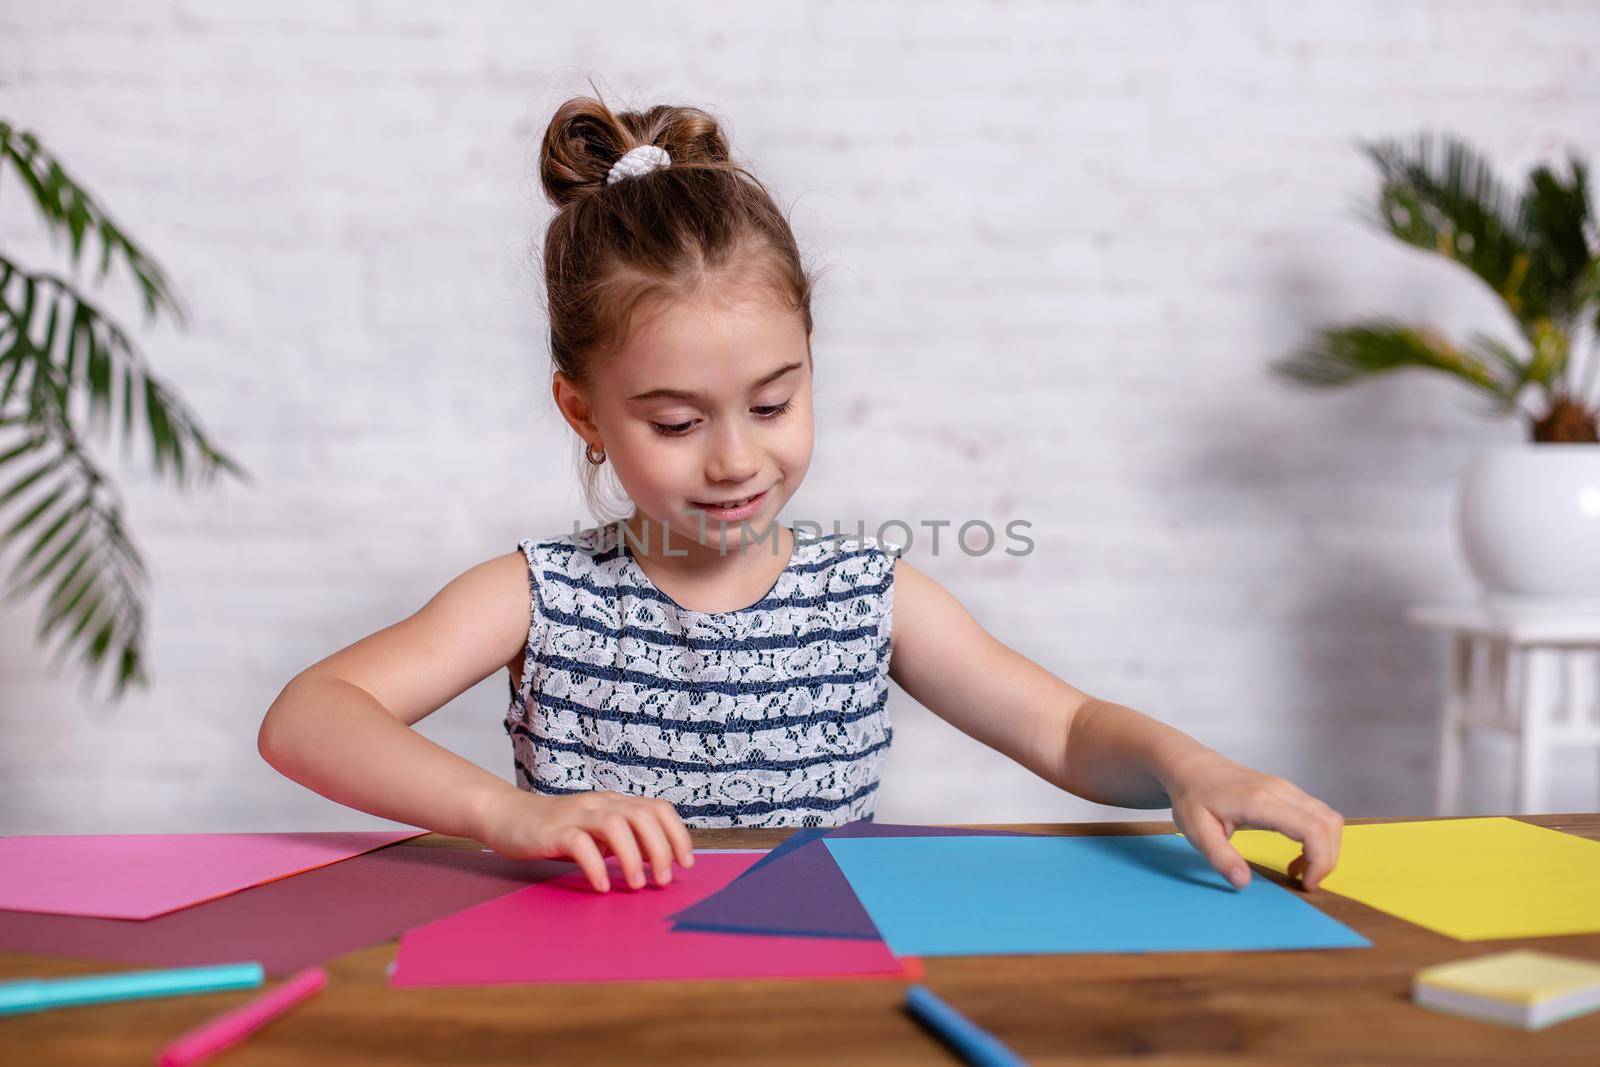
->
[688, 487, 771, 523]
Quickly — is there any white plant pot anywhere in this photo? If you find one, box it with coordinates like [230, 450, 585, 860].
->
[1458, 443, 1600, 612]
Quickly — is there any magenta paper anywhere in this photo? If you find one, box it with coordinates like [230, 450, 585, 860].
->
[0, 830, 425, 919]
[390, 852, 911, 986]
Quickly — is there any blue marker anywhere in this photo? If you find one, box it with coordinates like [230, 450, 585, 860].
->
[0, 962, 264, 1017]
[905, 984, 1028, 1067]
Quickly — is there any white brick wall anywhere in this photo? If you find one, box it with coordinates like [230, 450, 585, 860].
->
[2, 1, 1596, 833]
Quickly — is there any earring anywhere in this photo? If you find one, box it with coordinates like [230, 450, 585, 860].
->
[585, 442, 607, 465]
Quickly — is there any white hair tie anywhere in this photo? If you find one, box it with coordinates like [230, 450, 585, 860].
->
[607, 144, 672, 186]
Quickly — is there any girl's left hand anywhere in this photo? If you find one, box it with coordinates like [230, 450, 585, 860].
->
[1162, 749, 1344, 891]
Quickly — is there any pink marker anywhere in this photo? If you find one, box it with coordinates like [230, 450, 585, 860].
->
[155, 966, 327, 1067]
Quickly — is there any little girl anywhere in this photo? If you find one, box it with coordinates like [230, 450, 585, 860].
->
[259, 90, 1343, 896]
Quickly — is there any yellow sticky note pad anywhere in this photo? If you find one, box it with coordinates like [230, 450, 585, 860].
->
[1414, 950, 1600, 1029]
[1231, 818, 1600, 941]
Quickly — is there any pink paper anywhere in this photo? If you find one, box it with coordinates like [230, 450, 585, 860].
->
[0, 844, 573, 976]
[390, 852, 910, 986]
[0, 830, 425, 919]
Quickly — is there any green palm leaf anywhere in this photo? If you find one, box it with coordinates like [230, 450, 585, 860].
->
[1270, 319, 1520, 419]
[0, 122, 249, 702]
[1357, 133, 1538, 321]
[0, 121, 186, 325]
[0, 357, 149, 701]
[1518, 152, 1595, 330]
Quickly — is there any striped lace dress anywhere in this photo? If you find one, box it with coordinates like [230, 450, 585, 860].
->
[504, 522, 900, 828]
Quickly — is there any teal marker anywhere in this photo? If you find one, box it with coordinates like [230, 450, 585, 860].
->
[0, 962, 263, 1017]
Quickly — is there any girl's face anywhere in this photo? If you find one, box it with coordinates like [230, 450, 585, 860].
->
[555, 284, 814, 556]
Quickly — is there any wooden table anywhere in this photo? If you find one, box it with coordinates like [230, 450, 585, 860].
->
[4, 814, 1599, 1065]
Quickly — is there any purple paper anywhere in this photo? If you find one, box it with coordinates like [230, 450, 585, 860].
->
[669, 821, 1043, 940]
[740, 827, 829, 877]
[0, 844, 572, 976]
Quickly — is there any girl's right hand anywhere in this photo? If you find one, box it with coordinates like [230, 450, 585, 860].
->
[476, 789, 695, 893]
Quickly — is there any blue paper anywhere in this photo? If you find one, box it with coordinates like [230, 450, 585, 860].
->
[823, 834, 1371, 956]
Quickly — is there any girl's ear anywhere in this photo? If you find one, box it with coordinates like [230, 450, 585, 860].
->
[551, 371, 600, 441]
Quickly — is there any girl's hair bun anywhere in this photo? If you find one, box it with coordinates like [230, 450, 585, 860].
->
[538, 91, 733, 208]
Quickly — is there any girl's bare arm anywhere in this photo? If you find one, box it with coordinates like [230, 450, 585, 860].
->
[885, 557, 1343, 890]
[257, 552, 693, 891]
[257, 552, 535, 840]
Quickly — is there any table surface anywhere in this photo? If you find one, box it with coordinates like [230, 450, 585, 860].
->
[3, 814, 1599, 1066]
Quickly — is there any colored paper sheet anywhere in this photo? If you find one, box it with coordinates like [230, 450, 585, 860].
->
[1231, 817, 1600, 941]
[390, 851, 911, 986]
[1417, 949, 1600, 1004]
[739, 827, 829, 876]
[0, 844, 573, 975]
[670, 821, 1041, 939]
[823, 834, 1372, 956]
[0, 830, 426, 920]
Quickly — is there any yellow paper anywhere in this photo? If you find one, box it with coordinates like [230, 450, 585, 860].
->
[1418, 950, 1600, 1005]
[1231, 817, 1600, 941]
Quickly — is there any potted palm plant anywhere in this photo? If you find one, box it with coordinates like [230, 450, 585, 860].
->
[1273, 132, 1600, 610]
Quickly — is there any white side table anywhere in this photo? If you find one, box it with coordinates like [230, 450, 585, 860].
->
[1407, 604, 1600, 815]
